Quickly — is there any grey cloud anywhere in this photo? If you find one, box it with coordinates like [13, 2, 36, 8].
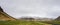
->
[0, 0, 60, 18]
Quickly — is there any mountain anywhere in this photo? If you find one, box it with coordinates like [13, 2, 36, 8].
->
[0, 6, 16, 21]
[37, 18, 53, 21]
[18, 16, 53, 21]
[55, 16, 60, 21]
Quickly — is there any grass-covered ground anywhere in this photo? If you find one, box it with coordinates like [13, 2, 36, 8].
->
[0, 20, 52, 25]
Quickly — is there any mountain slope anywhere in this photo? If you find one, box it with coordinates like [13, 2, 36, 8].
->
[0, 7, 16, 21]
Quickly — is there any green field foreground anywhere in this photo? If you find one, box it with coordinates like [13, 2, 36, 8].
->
[0, 20, 52, 25]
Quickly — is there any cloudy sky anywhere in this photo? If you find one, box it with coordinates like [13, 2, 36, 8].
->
[0, 0, 60, 18]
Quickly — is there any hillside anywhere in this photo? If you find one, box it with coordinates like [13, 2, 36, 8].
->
[55, 16, 60, 21]
[0, 7, 16, 21]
